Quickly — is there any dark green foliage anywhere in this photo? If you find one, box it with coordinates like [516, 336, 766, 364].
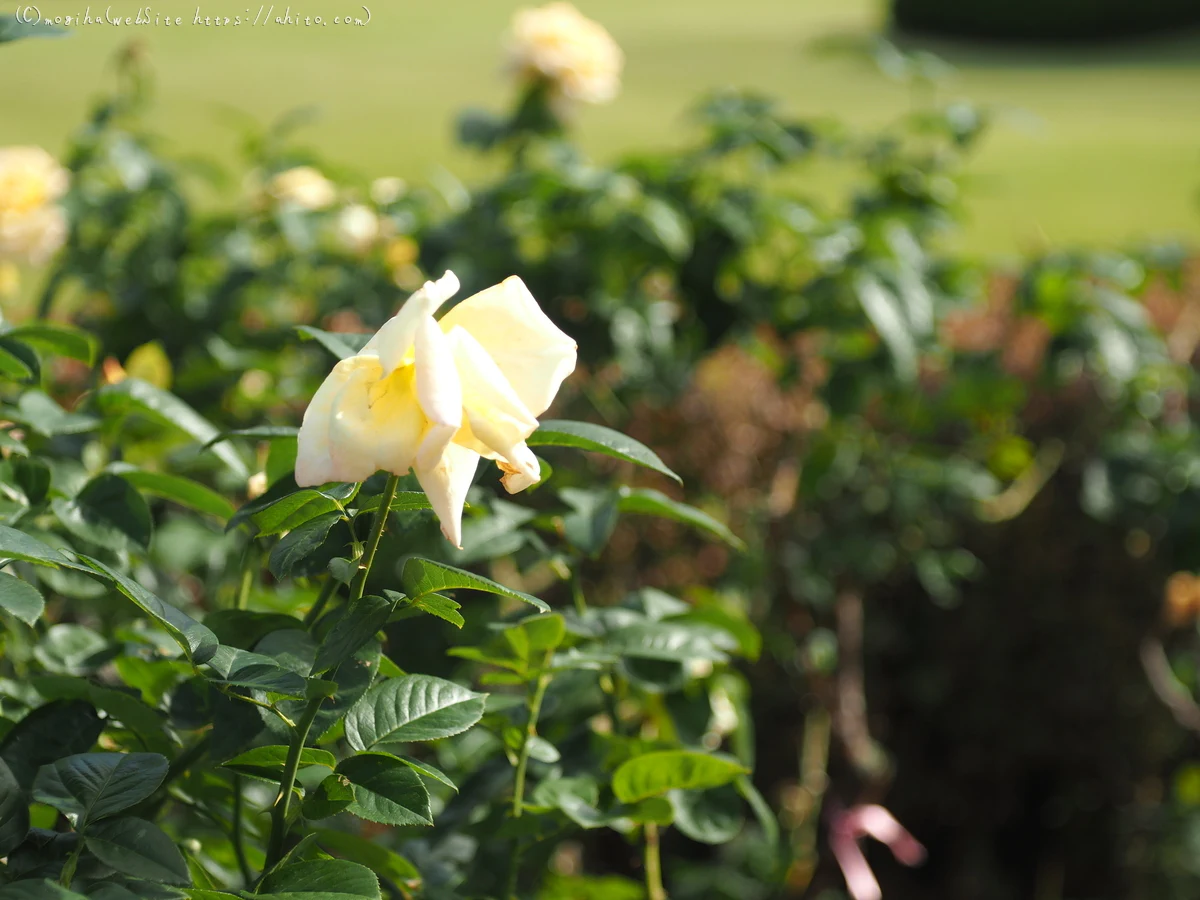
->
[892, 0, 1200, 41]
[6, 30, 1200, 900]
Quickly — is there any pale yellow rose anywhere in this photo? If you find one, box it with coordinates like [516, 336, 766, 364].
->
[267, 166, 336, 211]
[335, 204, 380, 255]
[295, 271, 577, 548]
[0, 146, 69, 265]
[508, 2, 623, 106]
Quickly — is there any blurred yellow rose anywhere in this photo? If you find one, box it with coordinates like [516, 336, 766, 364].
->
[384, 236, 420, 272]
[295, 271, 577, 548]
[508, 2, 623, 106]
[0, 146, 69, 265]
[267, 166, 336, 211]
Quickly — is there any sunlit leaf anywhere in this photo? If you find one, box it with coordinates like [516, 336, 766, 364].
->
[529, 420, 681, 484]
[612, 751, 747, 803]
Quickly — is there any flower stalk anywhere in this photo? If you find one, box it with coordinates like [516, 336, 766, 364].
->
[262, 473, 401, 873]
[349, 474, 400, 603]
[511, 649, 554, 818]
[505, 647, 555, 897]
[644, 823, 666, 900]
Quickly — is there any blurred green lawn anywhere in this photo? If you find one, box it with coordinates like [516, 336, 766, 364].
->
[2, 0, 1199, 255]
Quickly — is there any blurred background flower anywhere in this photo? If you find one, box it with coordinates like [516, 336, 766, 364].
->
[0, 145, 68, 264]
[267, 164, 336, 210]
[508, 2, 624, 105]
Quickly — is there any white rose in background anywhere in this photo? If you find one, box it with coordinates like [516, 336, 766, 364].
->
[0, 146, 69, 265]
[370, 176, 407, 206]
[268, 165, 336, 211]
[508, 2, 623, 106]
[296, 271, 577, 548]
[335, 204, 381, 255]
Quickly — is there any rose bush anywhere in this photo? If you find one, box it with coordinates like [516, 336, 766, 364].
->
[5, 6, 1200, 899]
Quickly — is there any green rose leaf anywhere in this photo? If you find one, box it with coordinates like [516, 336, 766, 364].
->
[204, 611, 305, 650]
[32, 752, 168, 825]
[30, 676, 167, 750]
[396, 756, 457, 792]
[203, 647, 309, 699]
[96, 378, 248, 478]
[12, 456, 49, 504]
[84, 816, 191, 884]
[269, 511, 345, 579]
[400, 558, 548, 613]
[336, 752, 433, 826]
[668, 784, 745, 844]
[352, 491, 433, 515]
[0, 757, 28, 857]
[52, 474, 154, 552]
[77, 556, 218, 665]
[602, 622, 730, 663]
[530, 776, 608, 829]
[612, 751, 748, 804]
[312, 829, 421, 890]
[6, 391, 96, 437]
[0, 571, 44, 626]
[282, 640, 381, 740]
[3, 324, 96, 364]
[33, 624, 109, 675]
[0, 428, 28, 457]
[0, 525, 86, 570]
[303, 773, 356, 820]
[0, 882, 88, 900]
[109, 466, 236, 520]
[560, 487, 620, 556]
[0, 700, 104, 786]
[312, 595, 396, 676]
[344, 674, 487, 750]
[220, 745, 335, 782]
[735, 774, 779, 848]
[529, 420, 681, 484]
[0, 344, 32, 381]
[616, 487, 745, 550]
[257, 858, 382, 900]
[252, 490, 344, 537]
[407, 592, 464, 629]
[201, 425, 299, 449]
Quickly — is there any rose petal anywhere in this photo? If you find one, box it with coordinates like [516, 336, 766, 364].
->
[364, 270, 461, 376]
[413, 315, 463, 472]
[296, 355, 363, 486]
[326, 355, 385, 484]
[366, 363, 426, 477]
[414, 442, 480, 549]
[445, 325, 540, 472]
[438, 275, 576, 416]
[498, 443, 542, 494]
